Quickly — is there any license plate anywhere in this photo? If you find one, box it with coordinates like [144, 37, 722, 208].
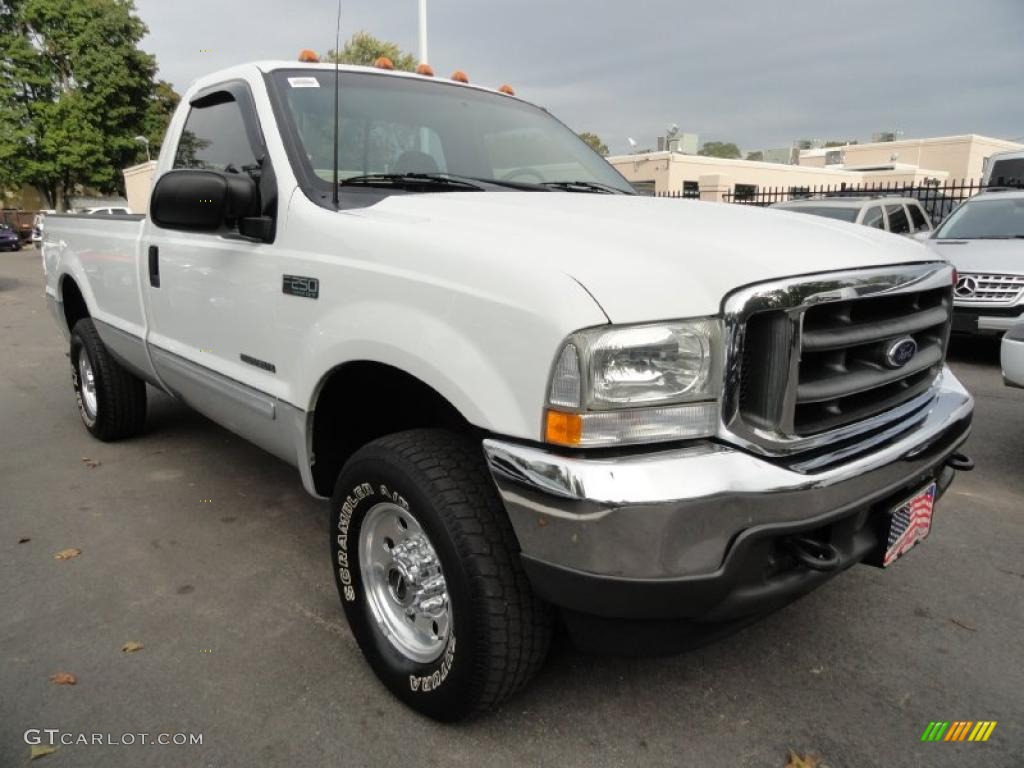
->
[883, 482, 937, 566]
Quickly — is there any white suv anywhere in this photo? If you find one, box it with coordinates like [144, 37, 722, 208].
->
[923, 189, 1024, 334]
[772, 196, 933, 236]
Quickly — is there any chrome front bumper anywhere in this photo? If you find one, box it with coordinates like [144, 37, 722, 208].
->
[483, 368, 973, 596]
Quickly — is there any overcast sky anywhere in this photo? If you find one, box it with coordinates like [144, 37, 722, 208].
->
[134, 0, 1024, 155]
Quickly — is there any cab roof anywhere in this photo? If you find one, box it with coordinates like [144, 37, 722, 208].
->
[186, 60, 523, 102]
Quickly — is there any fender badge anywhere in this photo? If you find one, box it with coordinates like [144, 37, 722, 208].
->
[283, 275, 319, 299]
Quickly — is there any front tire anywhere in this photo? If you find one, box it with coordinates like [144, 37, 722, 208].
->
[330, 429, 552, 721]
[70, 318, 147, 441]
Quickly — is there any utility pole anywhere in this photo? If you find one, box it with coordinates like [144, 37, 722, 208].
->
[418, 0, 428, 64]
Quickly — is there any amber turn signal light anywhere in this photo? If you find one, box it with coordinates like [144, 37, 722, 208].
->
[416, 63, 435, 76]
[298, 49, 320, 63]
[451, 70, 469, 83]
[374, 56, 395, 70]
[498, 84, 515, 96]
[545, 410, 582, 447]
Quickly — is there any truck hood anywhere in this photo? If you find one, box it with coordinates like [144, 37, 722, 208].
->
[367, 192, 941, 323]
[925, 238, 1024, 275]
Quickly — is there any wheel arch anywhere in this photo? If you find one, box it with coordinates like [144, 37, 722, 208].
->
[307, 360, 477, 497]
[59, 274, 90, 333]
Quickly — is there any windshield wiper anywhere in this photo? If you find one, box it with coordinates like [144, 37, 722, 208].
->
[540, 180, 628, 194]
[971, 235, 1024, 239]
[339, 173, 484, 191]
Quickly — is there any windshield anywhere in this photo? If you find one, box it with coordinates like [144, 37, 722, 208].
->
[935, 197, 1024, 239]
[781, 205, 859, 223]
[270, 70, 633, 195]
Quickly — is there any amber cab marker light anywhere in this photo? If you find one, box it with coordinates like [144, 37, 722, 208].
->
[451, 70, 469, 83]
[545, 410, 582, 447]
[415, 63, 435, 77]
[298, 49, 320, 63]
[374, 56, 395, 70]
[498, 84, 515, 96]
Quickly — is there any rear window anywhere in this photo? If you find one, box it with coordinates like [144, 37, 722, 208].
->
[989, 158, 1024, 186]
[783, 206, 859, 223]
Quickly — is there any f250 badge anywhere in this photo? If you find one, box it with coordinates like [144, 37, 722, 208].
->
[283, 275, 319, 299]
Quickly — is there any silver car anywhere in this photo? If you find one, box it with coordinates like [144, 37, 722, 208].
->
[923, 189, 1024, 335]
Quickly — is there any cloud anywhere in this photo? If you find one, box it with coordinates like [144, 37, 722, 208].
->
[135, 0, 1024, 154]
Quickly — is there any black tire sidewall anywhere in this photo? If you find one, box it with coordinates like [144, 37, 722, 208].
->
[330, 453, 480, 720]
[69, 325, 99, 432]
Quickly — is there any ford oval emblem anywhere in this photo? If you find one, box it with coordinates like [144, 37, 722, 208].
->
[885, 337, 918, 369]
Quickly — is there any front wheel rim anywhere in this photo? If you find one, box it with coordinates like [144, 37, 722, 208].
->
[358, 502, 451, 663]
[78, 353, 98, 419]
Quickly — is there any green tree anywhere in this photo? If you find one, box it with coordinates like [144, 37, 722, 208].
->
[140, 80, 180, 161]
[327, 31, 417, 72]
[745, 150, 764, 162]
[577, 131, 609, 156]
[698, 141, 741, 159]
[0, 0, 158, 210]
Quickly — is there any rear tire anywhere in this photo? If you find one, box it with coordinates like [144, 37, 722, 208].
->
[330, 429, 552, 721]
[70, 318, 147, 441]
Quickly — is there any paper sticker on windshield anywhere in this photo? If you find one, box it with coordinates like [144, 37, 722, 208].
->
[288, 77, 320, 88]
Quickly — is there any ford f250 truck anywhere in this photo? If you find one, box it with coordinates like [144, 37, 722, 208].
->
[42, 59, 974, 721]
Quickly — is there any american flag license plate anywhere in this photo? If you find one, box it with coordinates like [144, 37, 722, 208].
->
[883, 482, 937, 566]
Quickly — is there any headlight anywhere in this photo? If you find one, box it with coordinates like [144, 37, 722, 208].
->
[545, 318, 723, 447]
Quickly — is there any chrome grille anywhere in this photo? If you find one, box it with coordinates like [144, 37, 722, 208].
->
[794, 288, 949, 435]
[722, 264, 954, 460]
[953, 273, 1024, 304]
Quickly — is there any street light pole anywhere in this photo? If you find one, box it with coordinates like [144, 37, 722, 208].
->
[418, 0, 428, 64]
[134, 135, 150, 162]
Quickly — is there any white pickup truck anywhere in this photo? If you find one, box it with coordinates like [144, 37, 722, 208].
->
[42, 59, 975, 721]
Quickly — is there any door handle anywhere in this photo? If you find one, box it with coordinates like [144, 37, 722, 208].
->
[148, 245, 160, 287]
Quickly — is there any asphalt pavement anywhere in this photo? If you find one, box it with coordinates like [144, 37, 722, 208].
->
[2, 247, 1021, 767]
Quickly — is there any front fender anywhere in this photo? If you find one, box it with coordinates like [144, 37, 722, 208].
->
[293, 299, 554, 439]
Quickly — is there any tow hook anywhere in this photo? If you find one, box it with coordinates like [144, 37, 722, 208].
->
[946, 451, 974, 472]
[784, 536, 841, 572]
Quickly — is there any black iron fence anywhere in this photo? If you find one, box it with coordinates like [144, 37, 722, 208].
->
[656, 179, 1022, 224]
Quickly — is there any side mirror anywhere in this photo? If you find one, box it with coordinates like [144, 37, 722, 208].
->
[151, 170, 260, 235]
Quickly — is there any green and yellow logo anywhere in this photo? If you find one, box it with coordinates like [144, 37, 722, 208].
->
[921, 721, 997, 742]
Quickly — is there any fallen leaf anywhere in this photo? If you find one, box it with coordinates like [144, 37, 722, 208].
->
[18, 537, 31, 544]
[810, 665, 824, 675]
[121, 641, 144, 653]
[81, 457, 101, 468]
[49, 672, 77, 685]
[784, 750, 823, 768]
[54, 547, 81, 560]
[950, 617, 976, 632]
[30, 744, 59, 760]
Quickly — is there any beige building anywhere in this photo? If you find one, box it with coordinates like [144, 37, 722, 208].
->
[798, 134, 1023, 180]
[607, 151, 947, 201]
[123, 160, 157, 214]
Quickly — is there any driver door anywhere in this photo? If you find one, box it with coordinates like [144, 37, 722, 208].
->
[144, 82, 287, 445]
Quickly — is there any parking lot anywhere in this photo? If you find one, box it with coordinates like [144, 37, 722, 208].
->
[1, 246, 1021, 767]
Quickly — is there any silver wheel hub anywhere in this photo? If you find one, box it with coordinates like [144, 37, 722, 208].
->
[359, 502, 450, 663]
[78, 353, 97, 418]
